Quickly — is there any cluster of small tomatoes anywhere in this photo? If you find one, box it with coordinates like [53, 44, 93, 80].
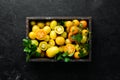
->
[28, 19, 89, 59]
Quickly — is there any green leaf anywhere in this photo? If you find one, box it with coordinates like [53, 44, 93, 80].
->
[57, 55, 63, 61]
[23, 39, 28, 43]
[26, 54, 30, 62]
[64, 57, 70, 62]
[59, 21, 65, 26]
[68, 53, 74, 57]
[54, 52, 72, 62]
[23, 38, 31, 44]
[84, 43, 89, 51]
[23, 38, 38, 61]
[35, 52, 41, 57]
[24, 47, 31, 53]
[71, 34, 82, 43]
[54, 52, 63, 61]
[23, 38, 31, 47]
[62, 51, 68, 57]
[31, 45, 37, 52]
[79, 49, 85, 58]
[31, 52, 35, 55]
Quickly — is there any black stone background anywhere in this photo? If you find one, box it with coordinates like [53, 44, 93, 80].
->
[0, 0, 120, 80]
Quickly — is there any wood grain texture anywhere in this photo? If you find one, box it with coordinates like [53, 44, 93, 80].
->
[0, 0, 120, 80]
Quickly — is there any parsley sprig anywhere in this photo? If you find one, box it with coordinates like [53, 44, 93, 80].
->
[78, 43, 89, 58]
[23, 38, 40, 62]
[71, 33, 82, 43]
[55, 51, 74, 62]
[78, 49, 85, 58]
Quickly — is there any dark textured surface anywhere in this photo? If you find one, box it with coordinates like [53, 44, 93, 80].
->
[0, 0, 120, 80]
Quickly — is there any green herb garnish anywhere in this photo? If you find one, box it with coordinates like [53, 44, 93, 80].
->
[78, 49, 85, 58]
[59, 20, 65, 26]
[71, 33, 82, 43]
[23, 38, 39, 62]
[78, 47, 89, 58]
[35, 52, 41, 57]
[64, 57, 70, 62]
[55, 51, 72, 62]
[84, 43, 89, 51]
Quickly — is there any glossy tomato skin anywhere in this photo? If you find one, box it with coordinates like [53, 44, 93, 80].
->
[28, 32, 36, 40]
[55, 36, 65, 45]
[46, 46, 59, 58]
[43, 26, 51, 34]
[64, 44, 75, 55]
[70, 26, 79, 34]
[39, 41, 48, 51]
[74, 52, 80, 59]
[35, 29, 47, 40]
[79, 20, 87, 28]
[81, 36, 87, 44]
[82, 29, 89, 36]
[50, 20, 57, 29]
[68, 32, 74, 42]
[54, 26, 64, 34]
[50, 31, 57, 39]
[65, 21, 73, 27]
[73, 19, 80, 26]
[31, 40, 39, 46]
[32, 25, 39, 32]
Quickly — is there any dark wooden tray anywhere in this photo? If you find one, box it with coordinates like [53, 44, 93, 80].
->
[26, 17, 92, 62]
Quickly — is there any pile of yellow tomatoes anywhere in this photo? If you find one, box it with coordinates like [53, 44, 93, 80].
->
[28, 19, 89, 59]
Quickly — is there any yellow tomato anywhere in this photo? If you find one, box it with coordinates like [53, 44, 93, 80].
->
[65, 21, 73, 27]
[82, 29, 89, 36]
[79, 20, 87, 28]
[54, 26, 64, 34]
[68, 32, 74, 42]
[31, 40, 39, 46]
[65, 39, 71, 44]
[59, 46, 64, 52]
[74, 52, 80, 59]
[81, 36, 87, 44]
[43, 26, 51, 34]
[65, 21, 73, 32]
[46, 21, 50, 26]
[50, 20, 57, 29]
[39, 41, 48, 51]
[55, 36, 65, 45]
[37, 22, 44, 28]
[32, 25, 40, 32]
[28, 32, 36, 39]
[70, 26, 79, 34]
[66, 26, 71, 32]
[61, 32, 67, 38]
[44, 35, 50, 42]
[46, 46, 59, 58]
[73, 19, 80, 26]
[64, 44, 75, 55]
[49, 39, 55, 46]
[35, 29, 47, 40]
[50, 31, 57, 39]
[47, 44, 51, 48]
[75, 44, 81, 51]
[30, 21, 36, 26]
[36, 47, 41, 53]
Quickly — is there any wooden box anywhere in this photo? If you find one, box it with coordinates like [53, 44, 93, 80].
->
[26, 17, 92, 62]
